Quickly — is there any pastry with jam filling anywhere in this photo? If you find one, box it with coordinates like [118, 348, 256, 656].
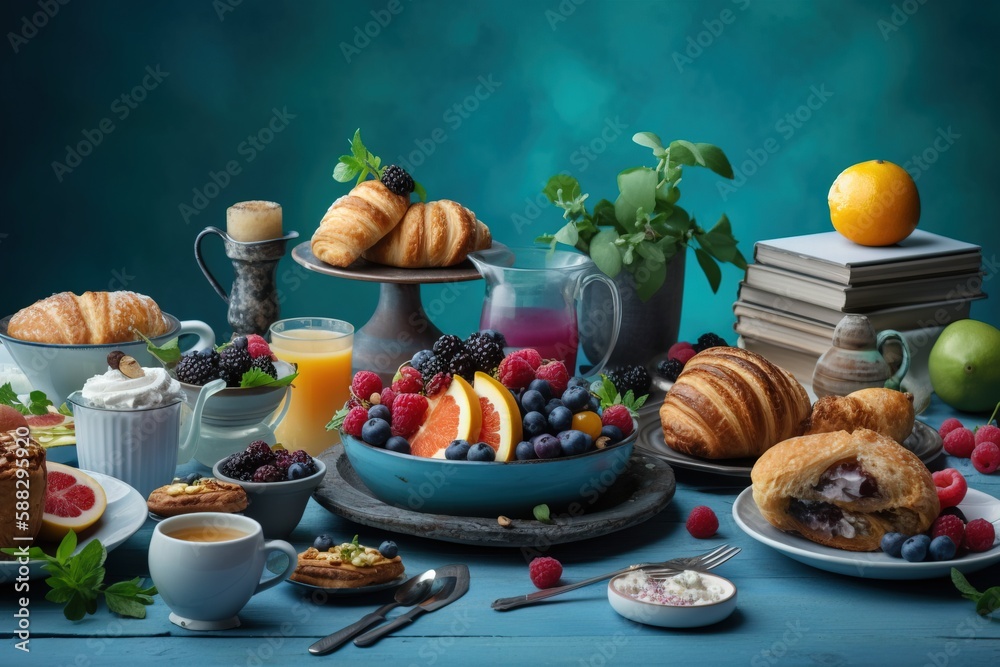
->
[751, 428, 939, 551]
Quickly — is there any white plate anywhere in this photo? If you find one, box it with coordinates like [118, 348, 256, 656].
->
[733, 487, 1000, 579]
[0, 471, 147, 583]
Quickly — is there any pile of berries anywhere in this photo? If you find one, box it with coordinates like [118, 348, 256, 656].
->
[175, 334, 279, 387]
[939, 417, 1000, 474]
[339, 367, 431, 456]
[656, 332, 730, 382]
[604, 365, 652, 398]
[410, 331, 507, 385]
[218, 440, 317, 482]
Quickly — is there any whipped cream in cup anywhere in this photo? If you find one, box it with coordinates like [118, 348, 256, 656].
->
[81, 366, 182, 409]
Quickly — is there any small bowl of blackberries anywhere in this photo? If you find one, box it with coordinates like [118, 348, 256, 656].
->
[213, 440, 326, 539]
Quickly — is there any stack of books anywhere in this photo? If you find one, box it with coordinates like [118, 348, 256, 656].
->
[734, 229, 985, 383]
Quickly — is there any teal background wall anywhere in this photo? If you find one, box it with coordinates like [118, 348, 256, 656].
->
[2, 0, 998, 352]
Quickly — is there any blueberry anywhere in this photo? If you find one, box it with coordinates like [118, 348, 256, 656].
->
[515, 440, 537, 461]
[929, 535, 957, 561]
[313, 534, 334, 551]
[411, 349, 434, 370]
[197, 347, 215, 359]
[567, 376, 589, 391]
[521, 389, 546, 414]
[558, 430, 589, 457]
[468, 442, 496, 462]
[532, 434, 561, 459]
[561, 386, 590, 412]
[368, 404, 391, 422]
[901, 534, 930, 562]
[523, 411, 548, 438]
[378, 540, 398, 559]
[548, 406, 573, 432]
[361, 418, 392, 447]
[880, 532, 907, 558]
[232, 336, 248, 349]
[287, 462, 311, 480]
[588, 395, 600, 413]
[385, 436, 411, 454]
[182, 472, 201, 485]
[600, 425, 624, 443]
[445, 439, 471, 460]
[527, 379, 553, 401]
[543, 398, 564, 416]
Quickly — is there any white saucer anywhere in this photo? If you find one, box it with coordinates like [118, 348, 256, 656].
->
[169, 613, 240, 631]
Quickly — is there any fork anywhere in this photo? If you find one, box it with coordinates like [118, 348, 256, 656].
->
[492, 545, 740, 611]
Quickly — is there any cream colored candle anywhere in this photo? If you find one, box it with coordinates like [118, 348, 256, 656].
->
[226, 201, 283, 242]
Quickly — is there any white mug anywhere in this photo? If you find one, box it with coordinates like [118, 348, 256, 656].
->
[148, 513, 297, 631]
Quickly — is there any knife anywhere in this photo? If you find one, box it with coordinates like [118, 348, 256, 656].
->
[353, 563, 470, 647]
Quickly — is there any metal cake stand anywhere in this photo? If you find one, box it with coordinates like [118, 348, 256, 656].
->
[291, 242, 495, 380]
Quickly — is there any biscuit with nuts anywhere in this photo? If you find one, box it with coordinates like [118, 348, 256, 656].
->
[146, 477, 248, 517]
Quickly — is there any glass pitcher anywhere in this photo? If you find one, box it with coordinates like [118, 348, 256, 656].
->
[468, 246, 622, 376]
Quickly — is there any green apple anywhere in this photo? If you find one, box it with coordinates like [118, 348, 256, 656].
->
[928, 319, 1000, 413]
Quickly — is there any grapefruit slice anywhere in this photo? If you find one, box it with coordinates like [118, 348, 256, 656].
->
[473, 371, 522, 462]
[27, 409, 75, 448]
[409, 375, 482, 458]
[39, 462, 107, 542]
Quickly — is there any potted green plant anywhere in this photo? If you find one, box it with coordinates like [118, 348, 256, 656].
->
[537, 132, 746, 367]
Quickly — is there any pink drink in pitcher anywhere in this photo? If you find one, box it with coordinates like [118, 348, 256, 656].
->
[481, 306, 579, 372]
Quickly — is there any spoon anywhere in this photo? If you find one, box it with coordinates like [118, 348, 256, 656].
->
[307, 569, 437, 656]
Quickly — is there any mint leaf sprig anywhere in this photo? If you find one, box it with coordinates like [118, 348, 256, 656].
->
[1, 531, 157, 620]
[592, 375, 648, 413]
[333, 128, 427, 201]
[0, 382, 55, 416]
[951, 568, 1000, 617]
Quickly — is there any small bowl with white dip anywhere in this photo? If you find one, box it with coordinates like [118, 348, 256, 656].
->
[607, 569, 737, 628]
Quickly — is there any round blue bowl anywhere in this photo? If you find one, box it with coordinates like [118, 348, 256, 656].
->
[340, 428, 637, 518]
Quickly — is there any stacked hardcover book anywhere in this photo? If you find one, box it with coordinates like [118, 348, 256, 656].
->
[735, 229, 985, 383]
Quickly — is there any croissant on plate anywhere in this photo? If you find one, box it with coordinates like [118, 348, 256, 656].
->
[804, 388, 915, 444]
[362, 200, 492, 268]
[659, 347, 812, 459]
[6, 291, 170, 345]
[311, 180, 409, 267]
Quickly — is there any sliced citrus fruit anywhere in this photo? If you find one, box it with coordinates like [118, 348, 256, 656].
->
[473, 371, 522, 462]
[39, 462, 108, 542]
[409, 375, 482, 458]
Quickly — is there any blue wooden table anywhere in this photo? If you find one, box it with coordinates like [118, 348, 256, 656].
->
[3, 397, 999, 666]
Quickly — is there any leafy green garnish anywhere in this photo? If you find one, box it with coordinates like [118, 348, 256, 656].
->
[1, 532, 157, 620]
[326, 405, 350, 432]
[133, 330, 181, 365]
[339, 535, 363, 561]
[951, 568, 1000, 616]
[533, 504, 553, 524]
[333, 128, 427, 201]
[592, 375, 647, 413]
[0, 382, 54, 416]
[239, 367, 299, 388]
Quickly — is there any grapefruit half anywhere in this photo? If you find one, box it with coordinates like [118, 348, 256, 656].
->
[39, 462, 108, 542]
[473, 371, 522, 462]
[409, 375, 482, 458]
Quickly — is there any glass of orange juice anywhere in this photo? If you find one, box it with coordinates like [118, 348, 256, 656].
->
[268, 318, 354, 456]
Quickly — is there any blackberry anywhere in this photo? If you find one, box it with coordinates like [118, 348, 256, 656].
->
[447, 352, 476, 382]
[381, 165, 415, 196]
[694, 332, 728, 353]
[606, 364, 651, 397]
[479, 329, 507, 349]
[251, 355, 277, 379]
[252, 465, 285, 483]
[175, 349, 221, 385]
[219, 345, 253, 387]
[432, 334, 464, 362]
[464, 333, 504, 373]
[220, 453, 254, 481]
[657, 358, 684, 382]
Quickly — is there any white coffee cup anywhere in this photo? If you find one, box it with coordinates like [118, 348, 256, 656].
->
[148, 513, 297, 630]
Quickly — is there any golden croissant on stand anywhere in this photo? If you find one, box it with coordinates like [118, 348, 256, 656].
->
[659, 347, 812, 459]
[7, 291, 170, 345]
[362, 200, 492, 268]
[803, 388, 915, 444]
[311, 180, 409, 267]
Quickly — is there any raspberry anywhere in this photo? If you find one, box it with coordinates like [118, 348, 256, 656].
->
[931, 513, 966, 548]
[932, 468, 968, 508]
[535, 360, 570, 397]
[938, 417, 964, 439]
[962, 518, 996, 552]
[975, 424, 1000, 447]
[667, 341, 694, 362]
[674, 347, 697, 365]
[342, 406, 369, 438]
[498, 355, 535, 390]
[971, 441, 1000, 474]
[252, 464, 284, 483]
[391, 366, 424, 394]
[246, 334, 273, 359]
[377, 387, 397, 414]
[601, 404, 634, 436]
[508, 348, 543, 370]
[352, 371, 382, 401]
[943, 428, 976, 458]
[686, 506, 719, 539]
[391, 393, 429, 438]
[424, 372, 452, 397]
[528, 556, 562, 589]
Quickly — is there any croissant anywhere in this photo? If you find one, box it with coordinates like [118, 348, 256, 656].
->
[804, 388, 915, 444]
[751, 428, 939, 551]
[362, 200, 492, 268]
[311, 180, 409, 267]
[7, 291, 170, 345]
[659, 347, 811, 459]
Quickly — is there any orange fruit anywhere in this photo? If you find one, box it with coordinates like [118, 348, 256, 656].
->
[409, 375, 482, 458]
[828, 159, 920, 246]
[572, 411, 603, 439]
[473, 371, 522, 462]
[39, 462, 108, 542]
